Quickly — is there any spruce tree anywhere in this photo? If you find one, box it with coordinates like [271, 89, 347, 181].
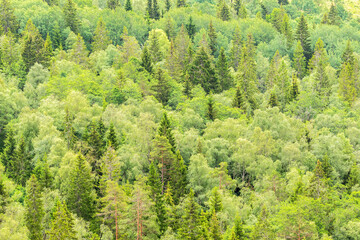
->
[107, 123, 119, 150]
[209, 211, 222, 240]
[25, 175, 44, 240]
[165, 16, 175, 40]
[233, 0, 242, 16]
[208, 20, 217, 56]
[321, 154, 332, 179]
[314, 59, 330, 97]
[1, 126, 16, 172]
[216, 47, 232, 91]
[342, 40, 354, 64]
[178, 189, 201, 239]
[149, 30, 162, 62]
[268, 92, 279, 107]
[158, 112, 176, 152]
[165, 40, 180, 80]
[175, 24, 191, 71]
[33, 155, 53, 189]
[233, 86, 244, 110]
[289, 74, 299, 101]
[51, 21, 63, 49]
[308, 160, 327, 199]
[152, 68, 171, 105]
[293, 41, 306, 79]
[92, 17, 111, 51]
[11, 136, 32, 186]
[250, 206, 275, 239]
[207, 94, 216, 121]
[186, 16, 196, 41]
[0, 0, 19, 35]
[171, 151, 187, 203]
[48, 201, 77, 240]
[67, 153, 95, 221]
[308, 38, 328, 72]
[321, 13, 329, 24]
[141, 45, 153, 74]
[69, 34, 89, 66]
[176, 0, 186, 8]
[184, 73, 192, 98]
[231, 215, 245, 239]
[347, 162, 359, 191]
[328, 4, 340, 25]
[339, 62, 356, 104]
[43, 34, 53, 67]
[261, 4, 267, 19]
[209, 187, 223, 213]
[165, 0, 171, 11]
[152, 0, 160, 20]
[239, 5, 247, 19]
[230, 27, 242, 71]
[125, 0, 132, 11]
[295, 14, 312, 62]
[63, 0, 80, 34]
[64, 109, 76, 150]
[107, 0, 120, 9]
[219, 1, 231, 21]
[146, 0, 152, 18]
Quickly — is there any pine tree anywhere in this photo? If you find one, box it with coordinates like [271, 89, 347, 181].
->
[11, 136, 32, 186]
[1, 126, 16, 172]
[43, 34, 53, 67]
[328, 4, 340, 25]
[67, 153, 95, 221]
[152, 68, 171, 105]
[22, 19, 46, 71]
[25, 175, 44, 240]
[51, 21, 63, 49]
[230, 27, 242, 71]
[125, 0, 132, 11]
[219, 1, 231, 21]
[295, 14, 312, 62]
[293, 41, 306, 79]
[186, 16, 196, 41]
[63, 0, 80, 34]
[289, 74, 299, 101]
[233, 87, 245, 110]
[48, 201, 77, 240]
[107, 123, 119, 150]
[92, 17, 111, 51]
[141, 45, 153, 74]
[208, 20, 217, 56]
[209, 187, 222, 213]
[178, 189, 201, 239]
[0, 0, 19, 35]
[207, 94, 216, 121]
[176, 0, 186, 8]
[148, 162, 167, 234]
[165, 0, 171, 11]
[107, 0, 120, 9]
[209, 211, 222, 240]
[152, 0, 160, 20]
[189, 47, 219, 93]
[268, 92, 279, 107]
[216, 47, 232, 91]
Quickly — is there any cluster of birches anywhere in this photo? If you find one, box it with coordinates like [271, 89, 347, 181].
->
[1, 0, 360, 239]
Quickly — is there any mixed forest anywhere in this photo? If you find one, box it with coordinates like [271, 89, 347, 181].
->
[2, 0, 360, 239]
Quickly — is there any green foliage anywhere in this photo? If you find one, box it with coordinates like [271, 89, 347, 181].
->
[48, 201, 77, 240]
[63, 0, 80, 34]
[92, 17, 112, 52]
[295, 14, 312, 62]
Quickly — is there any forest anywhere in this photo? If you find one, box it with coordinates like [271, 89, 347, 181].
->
[1, 0, 360, 239]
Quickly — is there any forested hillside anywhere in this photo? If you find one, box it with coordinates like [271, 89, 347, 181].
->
[1, 0, 360, 239]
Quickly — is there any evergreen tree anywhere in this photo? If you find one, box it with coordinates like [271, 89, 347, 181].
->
[164, 16, 175, 40]
[100, 147, 121, 186]
[141, 45, 153, 74]
[295, 14, 312, 62]
[321, 154, 332, 179]
[152, 0, 160, 20]
[250, 206, 275, 239]
[51, 21, 63, 49]
[261, 4, 267, 19]
[219, 1, 231, 21]
[178, 189, 201, 239]
[152, 68, 171, 105]
[289, 74, 299, 101]
[206, 94, 216, 121]
[342, 40, 355, 64]
[347, 162, 360, 191]
[43, 34, 53, 67]
[1, 126, 16, 172]
[171, 151, 187, 203]
[239, 5, 247, 19]
[293, 41, 306, 79]
[314, 59, 330, 97]
[107, 123, 119, 150]
[146, 0, 152, 18]
[188, 47, 219, 93]
[268, 92, 279, 107]
[67, 153, 96, 221]
[25, 175, 44, 240]
[308, 160, 327, 199]
[208, 20, 217, 56]
[186, 16, 196, 41]
[233, 86, 245, 110]
[48, 201, 77, 240]
[165, 0, 171, 11]
[175, 24, 191, 72]
[92, 17, 111, 51]
[339, 61, 356, 104]
[33, 155, 53, 189]
[0, 0, 19, 35]
[321, 13, 329, 24]
[183, 74, 193, 98]
[63, 0, 80, 34]
[209, 211, 221, 240]
[328, 4, 340, 25]
[209, 187, 222, 213]
[233, 0, 242, 16]
[165, 40, 180, 80]
[308, 38, 328, 72]
[125, 0, 132, 11]
[278, 0, 288, 5]
[69, 34, 89, 66]
[149, 30, 162, 62]
[230, 27, 242, 71]
[176, 0, 186, 8]
[231, 215, 245, 240]
[107, 0, 120, 9]
[148, 162, 167, 234]
[216, 47, 232, 91]
[11, 136, 32, 186]
[64, 109, 76, 150]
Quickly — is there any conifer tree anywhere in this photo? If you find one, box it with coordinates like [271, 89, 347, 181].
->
[186, 16, 196, 41]
[171, 151, 187, 203]
[92, 17, 111, 51]
[178, 189, 201, 239]
[64, 109, 76, 150]
[189, 47, 218, 93]
[67, 153, 95, 221]
[1, 126, 16, 172]
[141, 45, 153, 74]
[293, 41, 306, 79]
[266, 50, 282, 89]
[209, 211, 222, 240]
[198, 210, 210, 239]
[282, 13, 292, 46]
[339, 61, 356, 104]
[269, 92, 279, 107]
[107, 0, 120, 9]
[207, 94, 216, 121]
[216, 47, 232, 91]
[48, 201, 77, 240]
[289, 74, 299, 101]
[43, 34, 53, 67]
[219, 1, 231, 21]
[208, 20, 217, 56]
[239, 5, 247, 19]
[125, 0, 132, 11]
[107, 123, 119, 150]
[69, 34, 89, 66]
[261, 4, 267, 19]
[233, 86, 244, 110]
[233, 0, 242, 16]
[51, 21, 63, 49]
[175, 24, 191, 72]
[152, 68, 171, 105]
[63, 0, 80, 34]
[0, 0, 19, 35]
[165, 0, 171, 11]
[209, 187, 222, 213]
[230, 27, 242, 71]
[146, 0, 153, 18]
[152, 0, 160, 20]
[342, 40, 354, 64]
[165, 40, 180, 80]
[25, 175, 44, 240]
[328, 4, 340, 25]
[176, 0, 186, 8]
[184, 73, 192, 98]
[308, 160, 327, 199]
[321, 154, 332, 179]
[11, 136, 32, 186]
[100, 146, 121, 186]
[314, 59, 330, 97]
[33, 155, 53, 189]
[347, 162, 359, 191]
[250, 206, 275, 239]
[164, 16, 175, 40]
[231, 215, 245, 239]
[295, 14, 312, 62]
[278, 0, 288, 4]
[308, 38, 328, 72]
[149, 30, 162, 62]
[321, 13, 329, 24]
